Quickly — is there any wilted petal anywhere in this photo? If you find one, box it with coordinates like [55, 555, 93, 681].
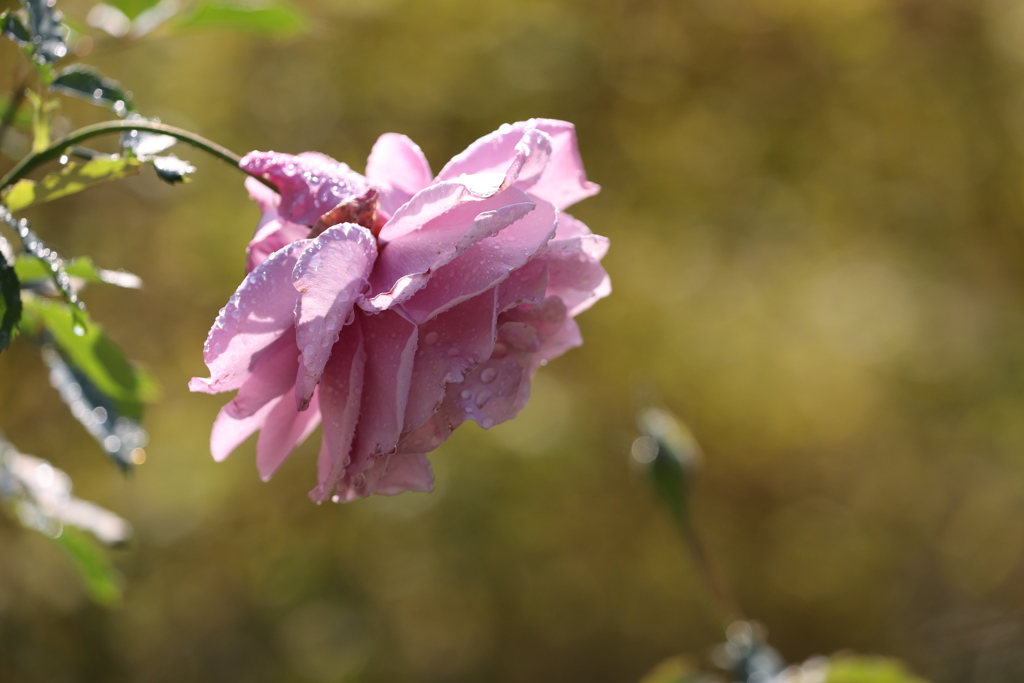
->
[436, 119, 599, 210]
[404, 289, 497, 433]
[364, 184, 535, 312]
[292, 224, 377, 409]
[190, 241, 308, 395]
[256, 389, 322, 481]
[399, 199, 556, 323]
[240, 151, 369, 227]
[311, 322, 365, 503]
[366, 133, 433, 218]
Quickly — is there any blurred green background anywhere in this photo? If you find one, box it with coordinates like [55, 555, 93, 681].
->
[4, 0, 1024, 680]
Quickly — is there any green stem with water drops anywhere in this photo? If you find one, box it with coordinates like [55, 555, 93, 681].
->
[0, 120, 277, 193]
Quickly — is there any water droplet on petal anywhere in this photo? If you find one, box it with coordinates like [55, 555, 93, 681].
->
[461, 390, 471, 399]
[480, 367, 497, 384]
[475, 390, 492, 408]
[481, 418, 494, 428]
[424, 331, 439, 346]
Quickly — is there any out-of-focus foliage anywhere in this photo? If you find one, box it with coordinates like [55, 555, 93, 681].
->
[3, 0, 1024, 681]
[826, 656, 931, 683]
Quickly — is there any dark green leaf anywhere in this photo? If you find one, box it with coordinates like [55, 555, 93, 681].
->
[41, 344, 148, 469]
[827, 656, 931, 683]
[1, 9, 32, 45]
[15, 254, 142, 289]
[172, 0, 306, 36]
[51, 65, 135, 115]
[0, 207, 83, 316]
[21, 0, 68, 63]
[0, 254, 21, 352]
[0, 154, 142, 211]
[635, 408, 703, 524]
[52, 527, 123, 606]
[25, 296, 161, 407]
[151, 154, 195, 184]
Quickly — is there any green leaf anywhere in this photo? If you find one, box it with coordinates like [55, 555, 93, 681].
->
[21, 0, 68, 63]
[15, 254, 141, 289]
[52, 527, 123, 606]
[0, 154, 142, 211]
[1, 9, 32, 45]
[51, 65, 135, 115]
[172, 0, 306, 36]
[106, 0, 163, 21]
[638, 657, 709, 683]
[25, 297, 161, 407]
[41, 344, 148, 469]
[0, 254, 21, 352]
[827, 656, 931, 683]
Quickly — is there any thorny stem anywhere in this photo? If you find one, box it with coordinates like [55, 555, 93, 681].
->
[0, 120, 277, 193]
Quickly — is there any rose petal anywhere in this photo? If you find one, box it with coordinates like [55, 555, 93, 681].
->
[446, 355, 527, 429]
[364, 184, 535, 312]
[247, 214, 309, 273]
[245, 176, 280, 215]
[310, 322, 365, 503]
[398, 198, 557, 323]
[240, 151, 369, 227]
[374, 453, 434, 495]
[207, 294, 300, 464]
[404, 288, 496, 433]
[256, 389, 322, 481]
[210, 396, 280, 463]
[190, 241, 308, 395]
[496, 259, 549, 313]
[435, 119, 599, 210]
[350, 309, 418, 464]
[292, 224, 377, 409]
[365, 133, 433, 218]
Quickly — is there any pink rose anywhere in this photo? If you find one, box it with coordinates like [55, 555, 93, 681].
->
[190, 119, 610, 502]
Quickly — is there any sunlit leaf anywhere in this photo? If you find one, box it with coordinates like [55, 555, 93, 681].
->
[25, 296, 161, 407]
[41, 344, 148, 469]
[826, 656, 931, 683]
[0, 254, 21, 352]
[1, 9, 32, 46]
[52, 527, 123, 606]
[15, 254, 141, 289]
[25, 89, 55, 152]
[172, 0, 305, 36]
[0, 154, 142, 212]
[21, 0, 68, 63]
[51, 65, 135, 116]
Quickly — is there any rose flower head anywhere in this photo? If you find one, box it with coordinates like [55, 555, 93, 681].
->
[190, 119, 610, 503]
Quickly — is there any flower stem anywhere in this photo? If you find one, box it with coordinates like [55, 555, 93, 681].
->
[0, 120, 276, 193]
